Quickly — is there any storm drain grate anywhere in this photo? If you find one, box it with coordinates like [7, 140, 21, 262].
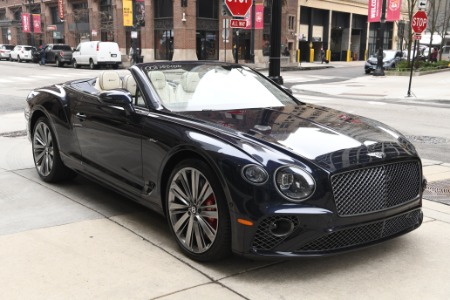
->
[423, 179, 450, 206]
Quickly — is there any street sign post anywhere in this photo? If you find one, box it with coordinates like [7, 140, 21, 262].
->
[408, 11, 427, 97]
[224, 0, 252, 17]
[412, 10, 428, 33]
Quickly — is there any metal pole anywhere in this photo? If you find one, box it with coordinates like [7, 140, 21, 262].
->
[373, 0, 387, 76]
[407, 39, 418, 97]
[250, 0, 256, 63]
[268, 0, 283, 84]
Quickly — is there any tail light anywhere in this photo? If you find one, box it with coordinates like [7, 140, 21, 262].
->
[60, 51, 64, 57]
[96, 43, 99, 51]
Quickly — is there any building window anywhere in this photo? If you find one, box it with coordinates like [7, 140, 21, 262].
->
[154, 0, 173, 60]
[197, 0, 218, 18]
[288, 15, 295, 31]
[100, 0, 114, 41]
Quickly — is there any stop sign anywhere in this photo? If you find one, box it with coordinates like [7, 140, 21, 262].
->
[412, 10, 428, 33]
[225, 0, 252, 17]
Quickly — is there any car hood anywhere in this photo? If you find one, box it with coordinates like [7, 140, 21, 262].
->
[178, 105, 418, 172]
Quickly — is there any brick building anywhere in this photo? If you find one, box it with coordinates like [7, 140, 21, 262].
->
[0, 0, 410, 64]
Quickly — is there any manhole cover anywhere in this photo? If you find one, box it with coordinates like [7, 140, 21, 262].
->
[423, 179, 450, 206]
[405, 135, 450, 145]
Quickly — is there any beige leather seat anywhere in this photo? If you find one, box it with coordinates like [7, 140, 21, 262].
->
[94, 71, 122, 91]
[122, 74, 136, 96]
[175, 72, 200, 102]
[149, 71, 175, 104]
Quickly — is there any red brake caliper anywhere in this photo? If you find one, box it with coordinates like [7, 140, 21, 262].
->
[204, 195, 217, 229]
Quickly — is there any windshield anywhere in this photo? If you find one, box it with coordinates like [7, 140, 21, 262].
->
[143, 63, 298, 112]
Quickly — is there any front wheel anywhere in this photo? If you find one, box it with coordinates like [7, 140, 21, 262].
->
[166, 159, 231, 261]
[73, 60, 80, 69]
[32, 117, 76, 182]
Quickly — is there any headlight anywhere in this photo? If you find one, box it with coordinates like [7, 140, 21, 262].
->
[274, 166, 315, 201]
[242, 164, 268, 185]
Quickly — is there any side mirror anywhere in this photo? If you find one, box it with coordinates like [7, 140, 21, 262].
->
[99, 89, 134, 114]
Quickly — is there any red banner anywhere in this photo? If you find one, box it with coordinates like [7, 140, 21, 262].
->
[22, 13, 31, 33]
[244, 4, 264, 30]
[32, 14, 42, 33]
[58, 0, 64, 20]
[368, 0, 382, 22]
[386, 0, 402, 21]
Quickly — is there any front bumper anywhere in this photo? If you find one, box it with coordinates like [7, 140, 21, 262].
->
[235, 206, 422, 259]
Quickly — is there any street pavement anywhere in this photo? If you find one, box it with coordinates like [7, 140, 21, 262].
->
[1, 63, 450, 299]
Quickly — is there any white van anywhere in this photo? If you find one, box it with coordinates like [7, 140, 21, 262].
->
[72, 41, 122, 69]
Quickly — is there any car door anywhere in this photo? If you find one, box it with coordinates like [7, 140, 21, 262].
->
[72, 92, 145, 196]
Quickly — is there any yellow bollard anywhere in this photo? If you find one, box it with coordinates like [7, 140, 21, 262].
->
[346, 50, 351, 62]
[310, 48, 315, 62]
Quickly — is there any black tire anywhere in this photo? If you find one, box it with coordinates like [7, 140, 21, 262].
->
[166, 159, 231, 261]
[17, 56, 21, 62]
[89, 60, 96, 70]
[365, 69, 370, 74]
[32, 117, 76, 182]
[56, 58, 63, 67]
[9, 56, 12, 62]
[73, 60, 80, 69]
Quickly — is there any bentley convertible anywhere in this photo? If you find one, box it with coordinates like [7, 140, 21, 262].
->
[25, 61, 425, 261]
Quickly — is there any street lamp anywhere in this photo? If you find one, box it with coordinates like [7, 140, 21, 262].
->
[373, 0, 387, 76]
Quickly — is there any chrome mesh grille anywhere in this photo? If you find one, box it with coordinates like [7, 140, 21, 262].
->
[252, 216, 299, 251]
[331, 161, 421, 216]
[297, 210, 421, 253]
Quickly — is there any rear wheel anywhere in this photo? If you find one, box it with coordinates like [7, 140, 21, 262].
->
[89, 60, 96, 70]
[56, 58, 63, 67]
[32, 117, 76, 182]
[166, 159, 231, 261]
[17, 56, 21, 62]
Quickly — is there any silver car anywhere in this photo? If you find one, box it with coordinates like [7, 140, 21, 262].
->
[0, 44, 15, 60]
[9, 45, 34, 62]
[364, 50, 403, 74]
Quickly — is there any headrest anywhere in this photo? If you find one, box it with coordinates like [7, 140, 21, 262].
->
[122, 74, 136, 96]
[181, 72, 200, 93]
[149, 71, 167, 89]
[97, 71, 122, 90]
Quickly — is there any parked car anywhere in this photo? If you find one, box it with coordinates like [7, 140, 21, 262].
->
[364, 50, 403, 74]
[9, 45, 34, 62]
[41, 44, 73, 67]
[441, 46, 450, 61]
[0, 44, 15, 60]
[25, 61, 425, 261]
[72, 41, 122, 69]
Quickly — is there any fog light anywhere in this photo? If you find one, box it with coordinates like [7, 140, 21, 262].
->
[269, 218, 294, 237]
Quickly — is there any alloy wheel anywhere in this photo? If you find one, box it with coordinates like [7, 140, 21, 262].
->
[168, 167, 219, 254]
[33, 121, 54, 177]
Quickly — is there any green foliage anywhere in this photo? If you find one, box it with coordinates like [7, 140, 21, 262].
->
[395, 60, 450, 72]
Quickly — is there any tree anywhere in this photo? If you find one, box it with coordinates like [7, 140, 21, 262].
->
[436, 0, 450, 60]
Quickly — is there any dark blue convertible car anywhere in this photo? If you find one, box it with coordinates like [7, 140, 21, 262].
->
[25, 61, 425, 261]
